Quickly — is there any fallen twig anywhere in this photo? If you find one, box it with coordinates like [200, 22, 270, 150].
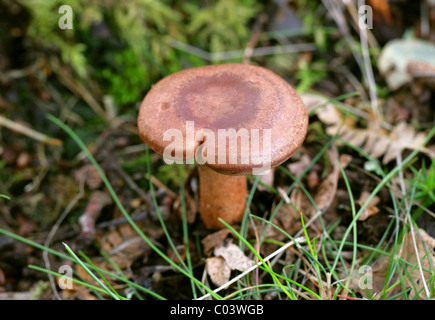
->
[0, 114, 62, 146]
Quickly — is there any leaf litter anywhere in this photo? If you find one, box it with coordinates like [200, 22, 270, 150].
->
[1, 1, 435, 301]
[302, 93, 435, 164]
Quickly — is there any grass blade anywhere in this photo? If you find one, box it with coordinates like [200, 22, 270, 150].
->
[46, 114, 220, 299]
[63, 243, 122, 300]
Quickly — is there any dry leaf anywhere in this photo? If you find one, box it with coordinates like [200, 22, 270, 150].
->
[381, 122, 427, 164]
[356, 191, 380, 221]
[311, 149, 339, 212]
[304, 93, 435, 164]
[214, 242, 254, 272]
[206, 242, 254, 287]
[206, 257, 231, 287]
[98, 224, 149, 269]
[339, 154, 353, 169]
[277, 143, 339, 235]
[201, 228, 232, 255]
[400, 229, 435, 299]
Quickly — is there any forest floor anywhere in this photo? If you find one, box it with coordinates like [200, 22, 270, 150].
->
[1, 0, 435, 300]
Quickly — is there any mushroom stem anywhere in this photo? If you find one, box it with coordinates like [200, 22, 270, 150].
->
[198, 165, 247, 229]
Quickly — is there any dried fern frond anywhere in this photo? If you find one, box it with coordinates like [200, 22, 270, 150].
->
[303, 93, 435, 164]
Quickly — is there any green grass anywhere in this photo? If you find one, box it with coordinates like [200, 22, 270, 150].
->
[2, 113, 435, 300]
[2, 0, 435, 301]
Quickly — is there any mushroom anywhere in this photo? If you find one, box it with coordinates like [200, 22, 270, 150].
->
[137, 63, 308, 229]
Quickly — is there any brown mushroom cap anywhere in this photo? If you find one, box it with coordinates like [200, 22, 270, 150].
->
[138, 63, 308, 175]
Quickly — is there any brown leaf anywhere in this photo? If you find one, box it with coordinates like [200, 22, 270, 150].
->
[303, 146, 339, 216]
[201, 228, 232, 256]
[206, 257, 231, 287]
[383, 122, 427, 164]
[356, 191, 380, 221]
[206, 241, 255, 288]
[400, 229, 435, 299]
[277, 144, 339, 235]
[311, 151, 338, 213]
[339, 154, 353, 169]
[97, 212, 155, 271]
[214, 242, 254, 272]
[99, 226, 147, 269]
[308, 93, 435, 164]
